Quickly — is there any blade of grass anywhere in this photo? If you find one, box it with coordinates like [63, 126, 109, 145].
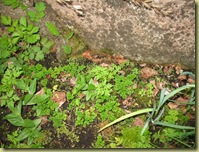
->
[157, 88, 166, 112]
[141, 117, 151, 135]
[170, 137, 193, 148]
[180, 71, 195, 79]
[153, 121, 195, 130]
[153, 107, 165, 122]
[158, 85, 195, 110]
[98, 108, 153, 132]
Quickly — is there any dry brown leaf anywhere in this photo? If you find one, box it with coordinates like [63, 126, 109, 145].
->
[177, 75, 187, 80]
[70, 77, 77, 86]
[36, 88, 45, 95]
[168, 102, 179, 109]
[60, 77, 67, 82]
[51, 91, 66, 108]
[122, 97, 133, 107]
[171, 82, 179, 88]
[82, 50, 92, 60]
[141, 67, 158, 79]
[139, 63, 147, 67]
[100, 63, 111, 68]
[187, 112, 195, 119]
[41, 115, 48, 125]
[79, 93, 85, 99]
[114, 54, 128, 64]
[175, 65, 182, 74]
[163, 66, 173, 75]
[60, 72, 70, 77]
[153, 87, 159, 97]
[46, 74, 51, 80]
[149, 80, 159, 97]
[176, 97, 189, 103]
[133, 117, 144, 127]
[156, 81, 167, 90]
[133, 83, 138, 89]
[118, 70, 126, 75]
[187, 77, 195, 84]
[92, 58, 101, 63]
[93, 78, 99, 85]
[116, 58, 128, 64]
[114, 54, 124, 60]
[50, 45, 56, 53]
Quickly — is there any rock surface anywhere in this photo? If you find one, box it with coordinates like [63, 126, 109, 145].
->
[45, 0, 196, 69]
[0, 0, 195, 69]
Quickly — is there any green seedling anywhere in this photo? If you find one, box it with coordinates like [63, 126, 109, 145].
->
[2, 0, 27, 10]
[27, 2, 46, 22]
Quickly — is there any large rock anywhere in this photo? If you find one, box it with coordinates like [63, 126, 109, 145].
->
[45, 0, 195, 69]
[0, 0, 195, 69]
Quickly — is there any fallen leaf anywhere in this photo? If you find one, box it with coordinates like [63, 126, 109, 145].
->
[51, 91, 66, 108]
[176, 97, 189, 104]
[177, 75, 187, 80]
[122, 97, 133, 107]
[149, 80, 159, 97]
[139, 63, 147, 67]
[141, 67, 158, 79]
[100, 63, 111, 68]
[133, 117, 144, 127]
[133, 83, 138, 89]
[187, 112, 195, 119]
[168, 102, 179, 109]
[187, 77, 195, 84]
[60, 77, 67, 82]
[36, 88, 45, 95]
[70, 77, 77, 86]
[116, 58, 128, 64]
[92, 58, 101, 63]
[157, 81, 167, 90]
[79, 93, 85, 99]
[171, 82, 179, 88]
[7, 61, 14, 66]
[163, 66, 173, 75]
[175, 65, 182, 74]
[93, 78, 99, 85]
[114, 54, 128, 64]
[114, 54, 124, 60]
[191, 106, 195, 111]
[82, 50, 92, 60]
[46, 74, 51, 79]
[41, 115, 48, 125]
[50, 45, 56, 53]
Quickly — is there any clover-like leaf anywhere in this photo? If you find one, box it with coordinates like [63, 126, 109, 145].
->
[35, 2, 46, 12]
[1, 15, 12, 25]
[19, 17, 27, 27]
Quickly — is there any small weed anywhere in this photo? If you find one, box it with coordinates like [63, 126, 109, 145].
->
[27, 2, 46, 22]
[117, 126, 152, 148]
[50, 110, 67, 128]
[2, 0, 27, 10]
[114, 68, 139, 99]
[91, 134, 105, 148]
